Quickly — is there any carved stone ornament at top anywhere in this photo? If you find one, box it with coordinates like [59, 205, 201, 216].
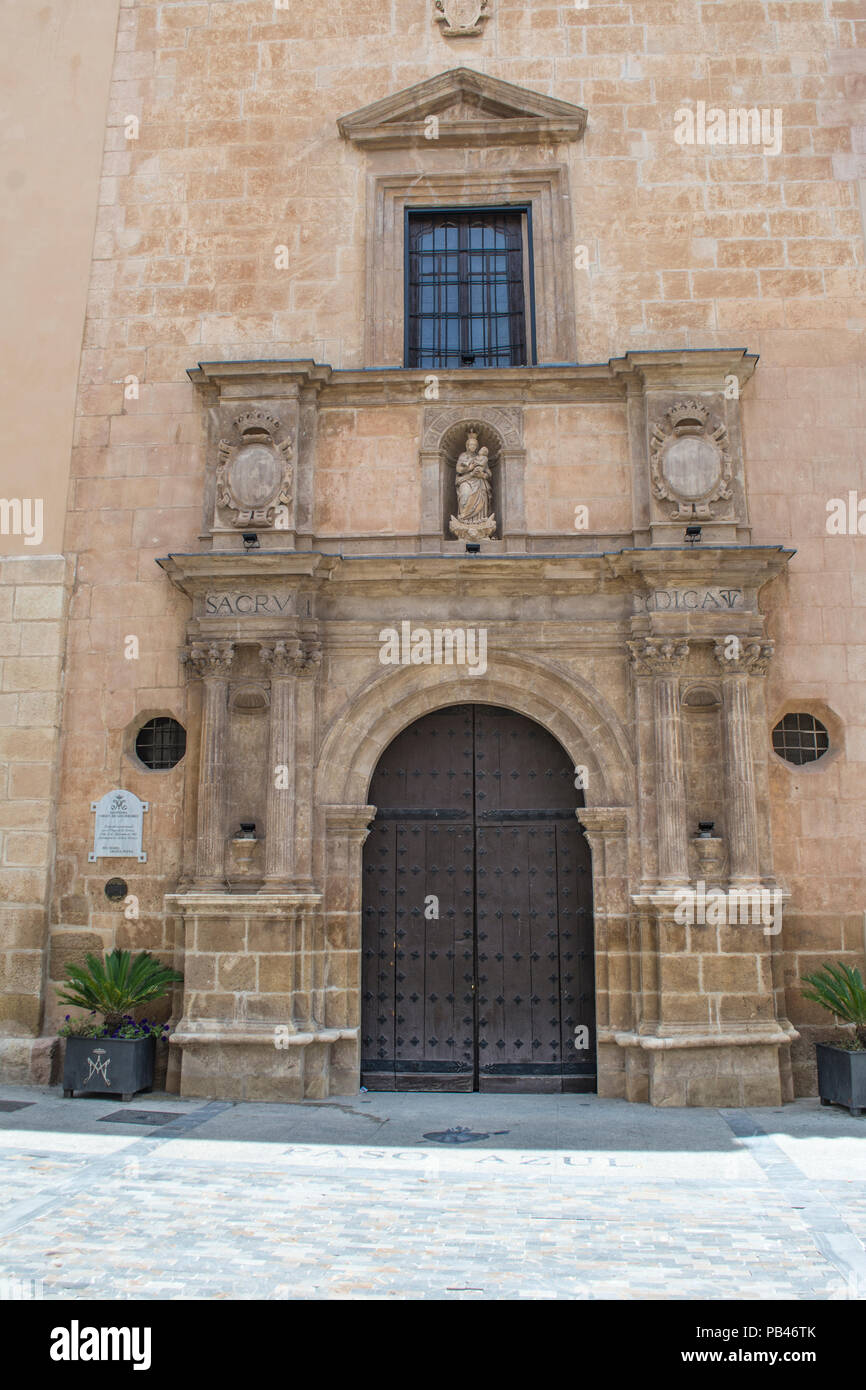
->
[450, 429, 496, 541]
[260, 638, 322, 678]
[215, 409, 293, 529]
[435, 0, 490, 37]
[628, 637, 690, 675]
[650, 399, 732, 520]
[181, 641, 235, 680]
[713, 638, 775, 676]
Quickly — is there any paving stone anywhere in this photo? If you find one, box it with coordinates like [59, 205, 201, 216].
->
[0, 1089, 863, 1299]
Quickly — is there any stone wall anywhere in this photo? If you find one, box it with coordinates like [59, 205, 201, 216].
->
[0, 556, 71, 1079]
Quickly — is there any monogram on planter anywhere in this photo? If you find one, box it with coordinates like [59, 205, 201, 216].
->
[57, 950, 183, 1102]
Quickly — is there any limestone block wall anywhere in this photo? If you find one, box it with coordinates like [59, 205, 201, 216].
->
[0, 556, 71, 1077]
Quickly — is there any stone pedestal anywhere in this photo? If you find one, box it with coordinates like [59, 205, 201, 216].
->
[165, 891, 354, 1101]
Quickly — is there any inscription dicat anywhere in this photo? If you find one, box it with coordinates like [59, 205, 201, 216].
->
[634, 588, 744, 613]
[204, 593, 295, 617]
[89, 789, 148, 863]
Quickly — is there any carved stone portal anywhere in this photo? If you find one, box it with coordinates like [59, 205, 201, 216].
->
[450, 429, 497, 540]
[435, 1, 490, 37]
[215, 409, 293, 530]
[650, 399, 732, 520]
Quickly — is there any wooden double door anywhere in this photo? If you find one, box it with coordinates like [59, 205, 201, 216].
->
[361, 705, 595, 1092]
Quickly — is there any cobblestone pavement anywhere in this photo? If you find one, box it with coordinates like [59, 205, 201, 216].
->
[0, 1088, 864, 1300]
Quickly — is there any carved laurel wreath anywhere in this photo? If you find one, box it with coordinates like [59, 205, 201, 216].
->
[649, 399, 732, 520]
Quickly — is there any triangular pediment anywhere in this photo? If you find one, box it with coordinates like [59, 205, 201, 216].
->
[337, 68, 587, 149]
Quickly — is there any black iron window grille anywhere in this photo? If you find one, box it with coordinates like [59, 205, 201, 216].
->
[771, 712, 829, 766]
[406, 211, 528, 369]
[135, 717, 187, 770]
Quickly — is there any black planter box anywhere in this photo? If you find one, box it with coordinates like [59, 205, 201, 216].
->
[815, 1042, 866, 1116]
[62, 1035, 155, 1102]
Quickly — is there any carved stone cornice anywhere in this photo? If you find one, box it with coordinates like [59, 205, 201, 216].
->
[337, 67, 586, 149]
[577, 808, 628, 837]
[324, 805, 378, 845]
[713, 639, 774, 675]
[186, 350, 757, 409]
[181, 641, 235, 679]
[628, 637, 690, 675]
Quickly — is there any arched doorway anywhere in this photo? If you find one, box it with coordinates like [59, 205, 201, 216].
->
[361, 704, 595, 1093]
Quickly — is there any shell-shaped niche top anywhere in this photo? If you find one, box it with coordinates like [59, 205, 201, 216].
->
[435, 1, 491, 37]
[215, 409, 294, 530]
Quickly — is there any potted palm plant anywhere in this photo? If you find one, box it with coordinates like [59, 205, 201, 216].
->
[801, 962, 866, 1117]
[57, 949, 183, 1102]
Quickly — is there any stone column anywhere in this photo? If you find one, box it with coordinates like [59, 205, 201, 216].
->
[293, 630, 322, 888]
[182, 641, 235, 889]
[260, 634, 322, 891]
[260, 639, 301, 890]
[714, 639, 774, 886]
[629, 638, 690, 886]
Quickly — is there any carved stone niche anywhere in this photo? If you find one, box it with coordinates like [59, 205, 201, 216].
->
[645, 393, 748, 544]
[420, 405, 525, 552]
[213, 408, 294, 536]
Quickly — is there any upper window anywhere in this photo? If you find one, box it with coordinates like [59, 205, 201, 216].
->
[406, 211, 529, 369]
[772, 713, 829, 766]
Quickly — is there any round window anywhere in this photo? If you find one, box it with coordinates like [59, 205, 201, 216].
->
[135, 717, 186, 770]
[772, 713, 829, 766]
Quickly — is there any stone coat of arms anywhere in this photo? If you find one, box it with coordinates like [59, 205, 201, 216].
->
[215, 409, 294, 529]
[649, 399, 732, 520]
[435, 0, 490, 37]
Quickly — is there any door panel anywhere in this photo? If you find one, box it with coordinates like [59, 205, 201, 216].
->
[361, 705, 595, 1093]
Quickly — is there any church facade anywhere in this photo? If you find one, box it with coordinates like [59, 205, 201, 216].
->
[2, 0, 865, 1107]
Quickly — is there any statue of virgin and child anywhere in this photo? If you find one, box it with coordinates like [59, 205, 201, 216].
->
[449, 430, 497, 541]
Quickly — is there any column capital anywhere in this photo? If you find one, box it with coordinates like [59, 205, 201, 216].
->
[181, 640, 235, 680]
[260, 637, 322, 677]
[628, 637, 689, 674]
[713, 638, 774, 675]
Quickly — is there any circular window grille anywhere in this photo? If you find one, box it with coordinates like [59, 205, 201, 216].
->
[135, 717, 186, 770]
[772, 712, 829, 766]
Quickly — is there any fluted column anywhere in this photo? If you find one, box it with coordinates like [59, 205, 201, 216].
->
[182, 641, 235, 889]
[629, 638, 690, 886]
[715, 640, 774, 886]
[260, 635, 322, 890]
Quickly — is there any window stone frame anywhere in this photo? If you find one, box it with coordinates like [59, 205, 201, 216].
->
[365, 167, 577, 368]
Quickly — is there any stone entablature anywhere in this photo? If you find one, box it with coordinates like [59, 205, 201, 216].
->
[187, 349, 758, 554]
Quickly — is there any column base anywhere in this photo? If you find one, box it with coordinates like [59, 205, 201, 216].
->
[171, 1024, 358, 1102]
[609, 1026, 797, 1107]
[0, 1035, 59, 1086]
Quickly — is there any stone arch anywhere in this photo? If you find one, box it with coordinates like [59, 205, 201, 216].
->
[315, 651, 635, 812]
